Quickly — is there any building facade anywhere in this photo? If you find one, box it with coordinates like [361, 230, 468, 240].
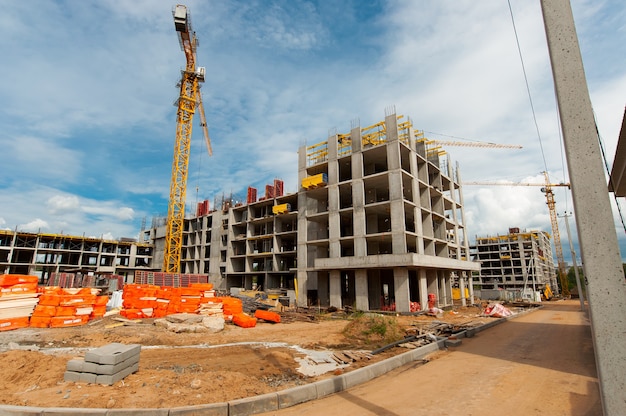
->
[0, 230, 153, 283]
[294, 111, 479, 312]
[470, 228, 559, 296]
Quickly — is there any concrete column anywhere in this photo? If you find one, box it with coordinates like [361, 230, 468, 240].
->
[455, 272, 465, 307]
[351, 126, 367, 258]
[328, 186, 341, 258]
[419, 269, 429, 311]
[329, 270, 342, 308]
[438, 271, 446, 306]
[542, 2, 626, 413]
[317, 272, 329, 307]
[427, 270, 438, 306]
[393, 267, 410, 313]
[468, 272, 475, 305]
[296, 145, 309, 307]
[355, 269, 369, 311]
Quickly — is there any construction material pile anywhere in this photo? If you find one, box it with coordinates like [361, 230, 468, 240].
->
[0, 274, 40, 331]
[65, 343, 140, 385]
[118, 283, 279, 329]
[0, 274, 108, 331]
[120, 283, 218, 319]
[31, 287, 108, 328]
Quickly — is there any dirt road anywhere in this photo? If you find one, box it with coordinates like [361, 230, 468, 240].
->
[262, 300, 601, 416]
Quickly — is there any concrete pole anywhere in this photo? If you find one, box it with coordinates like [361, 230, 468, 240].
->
[541, 1, 626, 414]
[562, 212, 585, 311]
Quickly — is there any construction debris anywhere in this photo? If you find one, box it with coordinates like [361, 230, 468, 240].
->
[330, 350, 372, 364]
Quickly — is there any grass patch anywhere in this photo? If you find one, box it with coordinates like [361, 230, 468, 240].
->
[342, 314, 405, 349]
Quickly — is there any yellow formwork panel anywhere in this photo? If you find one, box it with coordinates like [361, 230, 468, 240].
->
[272, 203, 291, 215]
[302, 173, 328, 190]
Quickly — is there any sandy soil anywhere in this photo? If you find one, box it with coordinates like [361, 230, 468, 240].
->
[262, 300, 601, 416]
[0, 306, 491, 410]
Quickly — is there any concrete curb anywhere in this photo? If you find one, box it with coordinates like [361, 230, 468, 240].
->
[0, 305, 539, 416]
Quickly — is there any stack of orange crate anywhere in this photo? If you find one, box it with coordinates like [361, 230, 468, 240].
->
[0, 274, 40, 331]
[31, 287, 109, 328]
[119, 283, 231, 319]
[218, 296, 243, 321]
[119, 284, 159, 319]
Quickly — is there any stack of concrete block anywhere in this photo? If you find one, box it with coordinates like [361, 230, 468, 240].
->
[64, 343, 140, 385]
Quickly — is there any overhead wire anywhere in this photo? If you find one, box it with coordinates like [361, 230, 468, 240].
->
[507, 0, 549, 174]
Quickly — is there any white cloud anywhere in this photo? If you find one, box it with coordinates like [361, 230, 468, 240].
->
[19, 219, 50, 233]
[47, 195, 81, 215]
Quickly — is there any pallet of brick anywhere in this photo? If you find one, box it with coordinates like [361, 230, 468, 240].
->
[31, 287, 107, 328]
[0, 275, 40, 330]
[64, 343, 141, 385]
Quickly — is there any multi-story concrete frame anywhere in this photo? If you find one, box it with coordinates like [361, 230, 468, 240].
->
[146, 191, 299, 296]
[0, 230, 153, 282]
[470, 229, 558, 294]
[296, 110, 479, 312]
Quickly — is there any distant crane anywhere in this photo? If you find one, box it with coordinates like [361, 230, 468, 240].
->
[425, 140, 522, 150]
[464, 172, 571, 296]
[164, 4, 212, 273]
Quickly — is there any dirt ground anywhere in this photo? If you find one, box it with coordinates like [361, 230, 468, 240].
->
[0, 305, 495, 410]
[263, 300, 601, 416]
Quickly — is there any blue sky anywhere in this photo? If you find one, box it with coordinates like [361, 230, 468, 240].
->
[0, 0, 625, 264]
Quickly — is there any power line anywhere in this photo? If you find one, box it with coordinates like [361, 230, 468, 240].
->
[507, 0, 549, 173]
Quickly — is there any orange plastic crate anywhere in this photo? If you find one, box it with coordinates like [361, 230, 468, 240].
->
[254, 309, 281, 323]
[29, 316, 51, 328]
[32, 305, 57, 317]
[38, 294, 60, 306]
[232, 313, 257, 328]
[49, 315, 88, 328]
[0, 316, 31, 331]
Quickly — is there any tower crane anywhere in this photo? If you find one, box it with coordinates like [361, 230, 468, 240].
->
[463, 172, 571, 297]
[163, 4, 212, 273]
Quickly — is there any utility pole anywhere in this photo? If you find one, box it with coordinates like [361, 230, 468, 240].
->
[561, 212, 585, 310]
[541, 1, 626, 414]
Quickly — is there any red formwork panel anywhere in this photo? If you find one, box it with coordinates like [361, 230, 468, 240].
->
[273, 179, 284, 197]
[247, 186, 257, 204]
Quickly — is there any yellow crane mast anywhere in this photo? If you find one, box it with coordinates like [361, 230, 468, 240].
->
[164, 4, 211, 273]
[463, 173, 571, 296]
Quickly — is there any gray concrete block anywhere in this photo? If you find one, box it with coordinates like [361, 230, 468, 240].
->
[445, 338, 462, 347]
[105, 409, 169, 416]
[95, 362, 139, 386]
[85, 343, 141, 365]
[66, 359, 85, 373]
[41, 408, 107, 415]
[277, 383, 317, 409]
[0, 404, 44, 415]
[83, 353, 140, 375]
[313, 376, 345, 398]
[228, 392, 278, 416]
[78, 372, 98, 384]
[367, 360, 391, 378]
[63, 371, 82, 383]
[343, 367, 374, 389]
[168, 402, 229, 416]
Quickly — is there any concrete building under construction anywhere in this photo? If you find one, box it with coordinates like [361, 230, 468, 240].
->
[470, 228, 559, 297]
[146, 110, 480, 312]
[0, 230, 153, 284]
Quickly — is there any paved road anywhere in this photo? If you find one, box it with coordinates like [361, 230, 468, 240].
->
[262, 300, 601, 416]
